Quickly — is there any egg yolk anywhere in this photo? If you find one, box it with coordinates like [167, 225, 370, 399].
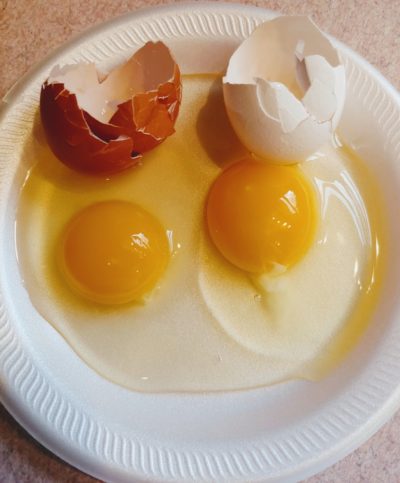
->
[60, 200, 170, 304]
[206, 159, 317, 273]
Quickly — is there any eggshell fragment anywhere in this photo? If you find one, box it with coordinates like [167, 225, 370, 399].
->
[40, 41, 181, 174]
[223, 16, 346, 164]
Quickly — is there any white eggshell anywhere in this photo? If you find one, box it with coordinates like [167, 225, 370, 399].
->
[223, 16, 346, 164]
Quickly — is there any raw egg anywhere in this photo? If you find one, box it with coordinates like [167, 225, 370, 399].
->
[60, 201, 170, 305]
[206, 160, 317, 273]
[16, 75, 385, 392]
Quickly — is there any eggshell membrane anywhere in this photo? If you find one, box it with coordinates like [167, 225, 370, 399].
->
[40, 41, 181, 174]
[223, 16, 346, 164]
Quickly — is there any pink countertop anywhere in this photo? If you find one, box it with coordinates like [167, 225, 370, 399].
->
[1, 0, 399, 481]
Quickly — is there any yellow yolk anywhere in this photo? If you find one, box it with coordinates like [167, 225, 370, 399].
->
[206, 159, 317, 273]
[60, 200, 170, 304]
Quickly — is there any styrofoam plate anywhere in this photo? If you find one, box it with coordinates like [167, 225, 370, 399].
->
[1, 3, 400, 482]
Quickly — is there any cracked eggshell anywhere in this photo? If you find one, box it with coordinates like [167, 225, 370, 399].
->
[40, 41, 181, 175]
[223, 16, 346, 164]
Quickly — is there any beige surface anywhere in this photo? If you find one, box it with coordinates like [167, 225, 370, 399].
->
[1, 0, 399, 481]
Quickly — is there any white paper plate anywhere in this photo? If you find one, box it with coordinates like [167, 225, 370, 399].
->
[1, 3, 400, 482]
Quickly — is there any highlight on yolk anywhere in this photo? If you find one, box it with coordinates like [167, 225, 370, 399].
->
[206, 159, 317, 273]
[59, 200, 170, 304]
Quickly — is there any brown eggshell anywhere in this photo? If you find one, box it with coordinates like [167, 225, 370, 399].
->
[114, 66, 181, 152]
[40, 83, 140, 174]
[40, 41, 181, 175]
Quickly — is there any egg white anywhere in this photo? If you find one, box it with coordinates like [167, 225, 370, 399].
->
[16, 75, 385, 392]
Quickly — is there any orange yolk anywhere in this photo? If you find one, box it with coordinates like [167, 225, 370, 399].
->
[206, 159, 317, 273]
[60, 200, 170, 304]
